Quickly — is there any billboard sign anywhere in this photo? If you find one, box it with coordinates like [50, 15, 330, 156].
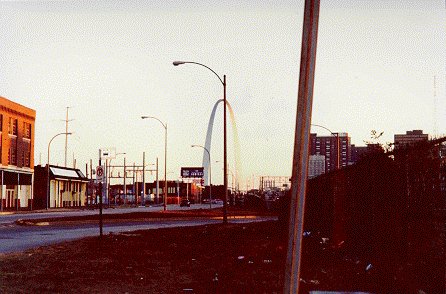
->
[181, 167, 204, 178]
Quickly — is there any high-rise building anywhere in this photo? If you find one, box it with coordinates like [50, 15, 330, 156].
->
[310, 132, 351, 174]
[0, 96, 36, 210]
[394, 130, 428, 148]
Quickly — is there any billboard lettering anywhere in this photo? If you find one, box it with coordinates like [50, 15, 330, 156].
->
[181, 167, 204, 178]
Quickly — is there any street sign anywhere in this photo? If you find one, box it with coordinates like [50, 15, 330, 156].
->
[100, 147, 116, 159]
[96, 165, 104, 182]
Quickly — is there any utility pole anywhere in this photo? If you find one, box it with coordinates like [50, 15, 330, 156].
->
[98, 149, 103, 238]
[142, 152, 145, 206]
[156, 157, 159, 204]
[64, 106, 74, 167]
[123, 157, 127, 203]
[284, 0, 320, 293]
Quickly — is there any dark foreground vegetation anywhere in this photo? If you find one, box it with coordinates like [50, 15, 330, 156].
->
[277, 139, 446, 293]
[1, 217, 443, 293]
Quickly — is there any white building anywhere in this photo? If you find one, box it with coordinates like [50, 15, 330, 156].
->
[309, 155, 325, 178]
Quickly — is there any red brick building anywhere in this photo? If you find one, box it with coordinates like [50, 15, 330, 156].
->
[0, 96, 36, 210]
[310, 132, 351, 173]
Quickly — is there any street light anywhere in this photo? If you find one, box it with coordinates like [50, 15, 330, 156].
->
[141, 116, 168, 211]
[47, 132, 72, 210]
[173, 60, 228, 224]
[192, 144, 212, 208]
[311, 124, 340, 170]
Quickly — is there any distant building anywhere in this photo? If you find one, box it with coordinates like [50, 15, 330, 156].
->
[394, 130, 429, 148]
[310, 132, 351, 173]
[0, 96, 36, 210]
[34, 165, 89, 209]
[350, 145, 368, 164]
[350, 143, 384, 164]
[259, 176, 291, 191]
[309, 155, 325, 178]
[109, 180, 197, 205]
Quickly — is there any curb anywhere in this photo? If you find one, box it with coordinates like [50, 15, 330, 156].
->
[14, 215, 276, 227]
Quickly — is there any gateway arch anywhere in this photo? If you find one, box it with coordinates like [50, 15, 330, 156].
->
[202, 99, 241, 191]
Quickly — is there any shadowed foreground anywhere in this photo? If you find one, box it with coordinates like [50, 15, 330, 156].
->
[1, 218, 442, 293]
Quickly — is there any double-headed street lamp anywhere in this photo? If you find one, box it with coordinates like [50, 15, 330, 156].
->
[141, 116, 168, 211]
[192, 144, 212, 209]
[311, 124, 340, 170]
[47, 132, 72, 210]
[173, 61, 228, 223]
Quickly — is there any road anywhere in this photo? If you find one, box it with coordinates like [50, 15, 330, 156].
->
[0, 204, 275, 254]
[0, 203, 219, 224]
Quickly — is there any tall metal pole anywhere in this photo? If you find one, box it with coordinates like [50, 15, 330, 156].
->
[98, 149, 103, 238]
[156, 157, 159, 204]
[164, 124, 167, 211]
[47, 132, 71, 210]
[284, 0, 320, 293]
[209, 154, 212, 208]
[172, 61, 227, 223]
[90, 159, 93, 206]
[223, 75, 228, 223]
[141, 116, 167, 210]
[64, 107, 68, 167]
[142, 152, 145, 206]
[123, 157, 126, 203]
[105, 159, 109, 206]
[132, 163, 135, 204]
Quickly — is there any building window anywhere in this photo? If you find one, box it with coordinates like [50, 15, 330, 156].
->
[8, 146, 17, 165]
[8, 118, 17, 136]
[23, 122, 31, 139]
[20, 150, 30, 167]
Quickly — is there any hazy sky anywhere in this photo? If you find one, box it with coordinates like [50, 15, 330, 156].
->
[1, 0, 445, 189]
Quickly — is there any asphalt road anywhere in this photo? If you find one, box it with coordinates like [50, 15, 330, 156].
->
[0, 219, 224, 254]
[0, 204, 275, 254]
[0, 203, 219, 224]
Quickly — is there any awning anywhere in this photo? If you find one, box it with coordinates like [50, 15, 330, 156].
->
[49, 166, 88, 182]
[0, 170, 33, 185]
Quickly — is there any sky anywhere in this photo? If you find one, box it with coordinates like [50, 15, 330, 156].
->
[1, 0, 445, 190]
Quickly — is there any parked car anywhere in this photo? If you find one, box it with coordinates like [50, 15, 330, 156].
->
[180, 199, 191, 207]
[212, 199, 224, 205]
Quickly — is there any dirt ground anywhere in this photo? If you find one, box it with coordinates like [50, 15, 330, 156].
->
[0, 208, 444, 293]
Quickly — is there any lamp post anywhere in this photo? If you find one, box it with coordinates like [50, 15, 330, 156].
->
[311, 124, 340, 170]
[192, 144, 212, 209]
[173, 60, 228, 224]
[141, 116, 167, 211]
[47, 132, 72, 210]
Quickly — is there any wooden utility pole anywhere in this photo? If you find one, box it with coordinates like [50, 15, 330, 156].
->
[284, 0, 320, 293]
